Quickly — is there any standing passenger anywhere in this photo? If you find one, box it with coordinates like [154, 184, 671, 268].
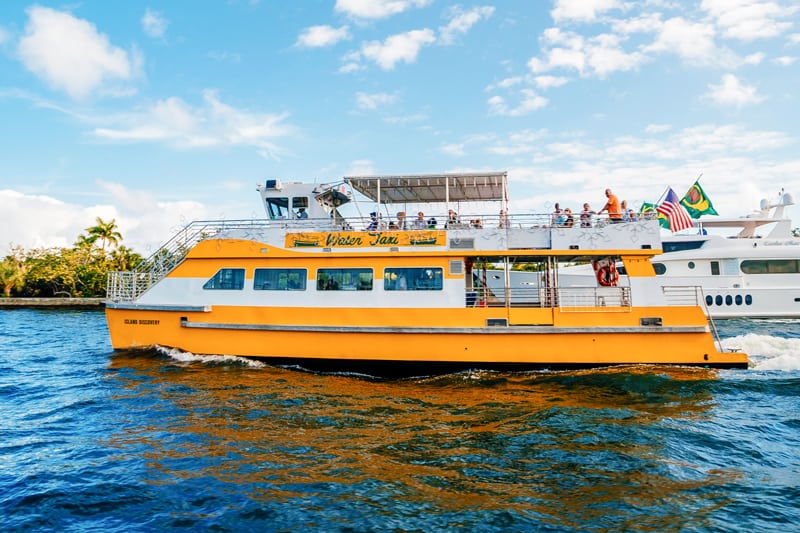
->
[599, 189, 623, 223]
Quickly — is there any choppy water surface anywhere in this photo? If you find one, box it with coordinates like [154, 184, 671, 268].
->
[1, 310, 798, 532]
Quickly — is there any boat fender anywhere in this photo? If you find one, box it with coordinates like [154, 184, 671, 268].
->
[596, 264, 619, 287]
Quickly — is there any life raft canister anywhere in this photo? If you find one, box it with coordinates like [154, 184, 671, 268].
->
[595, 262, 619, 287]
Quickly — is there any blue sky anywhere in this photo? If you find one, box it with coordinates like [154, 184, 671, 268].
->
[1, 0, 799, 254]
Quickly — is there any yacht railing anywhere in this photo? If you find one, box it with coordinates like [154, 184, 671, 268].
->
[661, 285, 704, 307]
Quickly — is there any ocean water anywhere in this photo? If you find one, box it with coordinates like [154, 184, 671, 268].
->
[1, 309, 798, 532]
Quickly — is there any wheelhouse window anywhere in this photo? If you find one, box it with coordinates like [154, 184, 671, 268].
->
[254, 268, 307, 290]
[203, 268, 245, 290]
[384, 267, 443, 291]
[741, 260, 800, 274]
[317, 268, 373, 291]
[266, 197, 289, 219]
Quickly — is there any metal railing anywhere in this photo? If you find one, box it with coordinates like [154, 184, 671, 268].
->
[470, 286, 632, 310]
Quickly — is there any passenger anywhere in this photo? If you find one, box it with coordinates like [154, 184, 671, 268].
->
[446, 209, 460, 228]
[552, 203, 563, 226]
[621, 200, 630, 221]
[367, 212, 379, 230]
[599, 189, 623, 223]
[297, 207, 308, 219]
[396, 211, 407, 230]
[563, 208, 574, 227]
[397, 274, 407, 290]
[498, 209, 509, 228]
[413, 211, 427, 229]
[580, 203, 595, 227]
[470, 219, 483, 229]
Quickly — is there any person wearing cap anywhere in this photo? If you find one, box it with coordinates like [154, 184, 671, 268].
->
[367, 212, 379, 230]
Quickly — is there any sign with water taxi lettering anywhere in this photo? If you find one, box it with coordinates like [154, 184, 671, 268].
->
[286, 231, 445, 248]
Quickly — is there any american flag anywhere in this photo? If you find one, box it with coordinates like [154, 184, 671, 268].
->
[657, 188, 694, 232]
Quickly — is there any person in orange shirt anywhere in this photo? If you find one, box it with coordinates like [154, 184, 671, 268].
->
[599, 188, 623, 223]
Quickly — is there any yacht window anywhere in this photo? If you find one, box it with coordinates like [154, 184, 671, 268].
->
[254, 268, 307, 290]
[711, 261, 720, 276]
[203, 268, 245, 290]
[653, 263, 666, 275]
[688, 261, 695, 269]
[317, 268, 373, 291]
[741, 260, 800, 274]
[266, 197, 289, 219]
[384, 267, 443, 291]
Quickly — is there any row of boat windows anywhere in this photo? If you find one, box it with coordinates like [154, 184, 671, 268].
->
[202, 267, 444, 291]
[705, 294, 753, 306]
[623, 260, 799, 277]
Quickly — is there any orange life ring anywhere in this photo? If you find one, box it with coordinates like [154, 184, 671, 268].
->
[596, 264, 619, 286]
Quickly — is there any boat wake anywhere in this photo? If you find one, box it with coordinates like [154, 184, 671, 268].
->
[154, 345, 266, 368]
[721, 334, 800, 371]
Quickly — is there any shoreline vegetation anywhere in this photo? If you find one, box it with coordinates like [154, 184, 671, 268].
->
[0, 218, 141, 300]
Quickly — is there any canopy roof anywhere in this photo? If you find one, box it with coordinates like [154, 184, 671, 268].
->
[344, 172, 507, 204]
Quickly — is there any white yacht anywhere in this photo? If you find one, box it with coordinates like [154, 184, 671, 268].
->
[549, 191, 800, 318]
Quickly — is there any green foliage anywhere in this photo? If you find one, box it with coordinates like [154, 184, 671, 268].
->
[0, 218, 143, 298]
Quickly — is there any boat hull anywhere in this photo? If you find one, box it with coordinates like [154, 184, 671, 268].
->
[105, 305, 748, 374]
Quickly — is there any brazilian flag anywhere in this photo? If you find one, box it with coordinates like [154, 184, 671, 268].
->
[681, 180, 718, 218]
[641, 202, 670, 229]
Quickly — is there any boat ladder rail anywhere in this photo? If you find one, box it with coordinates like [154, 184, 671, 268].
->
[106, 219, 267, 302]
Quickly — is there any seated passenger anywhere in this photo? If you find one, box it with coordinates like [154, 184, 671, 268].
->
[367, 212, 379, 230]
[297, 207, 308, 219]
[413, 211, 427, 229]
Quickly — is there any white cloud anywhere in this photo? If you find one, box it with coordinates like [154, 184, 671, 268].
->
[355, 91, 396, 110]
[142, 9, 168, 39]
[17, 6, 137, 100]
[744, 52, 765, 65]
[791, 33, 800, 44]
[346, 159, 376, 176]
[644, 17, 727, 66]
[360, 29, 436, 70]
[705, 74, 765, 107]
[551, 0, 621, 23]
[485, 76, 523, 91]
[335, 0, 431, 20]
[488, 89, 548, 116]
[701, 0, 796, 41]
[441, 143, 466, 157]
[0, 26, 10, 45]
[92, 90, 294, 158]
[439, 6, 494, 45]
[645, 124, 671, 134]
[296, 25, 350, 48]
[528, 29, 646, 78]
[533, 75, 569, 89]
[773, 55, 797, 66]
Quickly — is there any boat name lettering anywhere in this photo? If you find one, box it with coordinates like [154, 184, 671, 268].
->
[368, 232, 400, 246]
[325, 234, 363, 246]
[124, 319, 161, 325]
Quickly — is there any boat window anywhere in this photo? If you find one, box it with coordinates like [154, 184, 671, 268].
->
[266, 197, 289, 219]
[384, 267, 443, 291]
[317, 268, 373, 291]
[741, 260, 800, 274]
[653, 263, 666, 275]
[688, 261, 695, 269]
[711, 261, 720, 276]
[662, 240, 705, 253]
[254, 268, 307, 290]
[203, 268, 245, 290]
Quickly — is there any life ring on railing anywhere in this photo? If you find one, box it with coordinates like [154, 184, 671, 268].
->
[596, 263, 619, 287]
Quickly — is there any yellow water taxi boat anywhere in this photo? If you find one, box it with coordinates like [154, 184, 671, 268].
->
[105, 172, 748, 375]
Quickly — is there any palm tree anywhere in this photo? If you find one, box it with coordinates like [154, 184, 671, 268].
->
[86, 217, 122, 252]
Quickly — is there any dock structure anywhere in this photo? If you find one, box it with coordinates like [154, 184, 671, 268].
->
[0, 298, 104, 309]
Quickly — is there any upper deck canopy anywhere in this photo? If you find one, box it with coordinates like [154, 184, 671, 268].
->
[344, 172, 507, 205]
